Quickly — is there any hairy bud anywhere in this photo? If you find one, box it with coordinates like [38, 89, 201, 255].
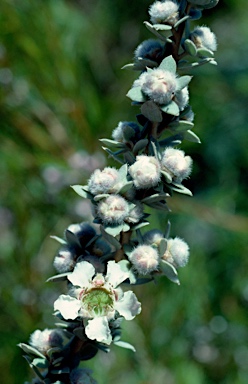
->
[129, 155, 161, 189]
[161, 148, 192, 183]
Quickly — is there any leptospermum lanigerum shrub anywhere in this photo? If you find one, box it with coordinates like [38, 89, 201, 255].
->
[19, 1, 219, 382]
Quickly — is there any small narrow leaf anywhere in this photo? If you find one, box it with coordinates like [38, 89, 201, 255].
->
[46, 272, 70, 283]
[100, 226, 122, 250]
[144, 21, 168, 41]
[99, 139, 126, 149]
[31, 357, 49, 369]
[183, 130, 201, 143]
[50, 236, 67, 245]
[158, 238, 167, 256]
[114, 340, 136, 352]
[197, 47, 214, 58]
[18, 343, 45, 359]
[132, 138, 149, 154]
[160, 260, 180, 284]
[176, 75, 192, 91]
[173, 15, 190, 28]
[168, 120, 194, 132]
[184, 39, 197, 56]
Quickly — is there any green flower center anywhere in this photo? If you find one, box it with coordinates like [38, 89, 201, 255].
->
[82, 288, 114, 316]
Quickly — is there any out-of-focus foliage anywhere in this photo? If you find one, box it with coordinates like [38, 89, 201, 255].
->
[0, 0, 248, 383]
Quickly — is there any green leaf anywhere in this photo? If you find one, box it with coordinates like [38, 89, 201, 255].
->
[132, 221, 150, 230]
[143, 21, 169, 42]
[50, 236, 67, 245]
[183, 130, 201, 143]
[158, 55, 176, 73]
[132, 138, 149, 154]
[168, 120, 194, 132]
[197, 47, 214, 58]
[158, 238, 167, 256]
[126, 86, 146, 102]
[93, 193, 110, 202]
[184, 39, 197, 56]
[173, 15, 190, 28]
[176, 75, 192, 91]
[170, 183, 193, 196]
[100, 225, 122, 250]
[18, 343, 45, 359]
[114, 340, 136, 352]
[118, 181, 134, 195]
[160, 101, 180, 116]
[46, 272, 70, 283]
[141, 101, 163, 123]
[104, 223, 130, 236]
[99, 138, 126, 148]
[31, 357, 49, 369]
[141, 193, 169, 204]
[152, 24, 172, 32]
[161, 170, 172, 183]
[160, 260, 180, 285]
[71, 185, 92, 199]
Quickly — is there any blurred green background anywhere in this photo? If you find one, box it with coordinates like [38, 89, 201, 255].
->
[1, 0, 248, 383]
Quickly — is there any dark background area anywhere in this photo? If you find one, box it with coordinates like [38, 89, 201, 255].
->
[0, 1, 248, 383]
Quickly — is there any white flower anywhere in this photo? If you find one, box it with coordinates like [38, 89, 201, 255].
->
[134, 39, 163, 61]
[70, 368, 98, 384]
[88, 167, 119, 195]
[54, 261, 141, 345]
[162, 237, 189, 267]
[190, 26, 217, 51]
[161, 148, 192, 183]
[29, 329, 63, 354]
[97, 194, 129, 224]
[128, 245, 160, 274]
[129, 155, 161, 189]
[134, 68, 177, 105]
[149, 0, 179, 25]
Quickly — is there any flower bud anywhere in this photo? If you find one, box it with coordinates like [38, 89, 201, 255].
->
[143, 229, 164, 245]
[128, 245, 159, 274]
[112, 121, 140, 143]
[125, 202, 144, 224]
[174, 87, 189, 111]
[53, 246, 76, 273]
[190, 26, 217, 52]
[129, 155, 161, 189]
[66, 222, 96, 248]
[70, 368, 98, 384]
[97, 195, 129, 225]
[134, 39, 163, 62]
[161, 148, 192, 183]
[29, 329, 63, 354]
[88, 167, 119, 195]
[149, 1, 179, 25]
[134, 68, 177, 105]
[162, 237, 189, 267]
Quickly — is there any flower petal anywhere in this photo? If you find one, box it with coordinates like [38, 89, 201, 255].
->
[85, 317, 112, 345]
[68, 261, 95, 287]
[106, 260, 129, 288]
[114, 291, 141, 320]
[54, 294, 81, 320]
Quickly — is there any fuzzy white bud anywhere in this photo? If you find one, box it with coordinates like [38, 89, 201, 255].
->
[134, 68, 177, 105]
[161, 148, 192, 183]
[174, 87, 189, 111]
[112, 121, 140, 143]
[134, 39, 163, 62]
[29, 329, 63, 354]
[129, 155, 161, 189]
[149, 0, 179, 25]
[163, 237, 189, 267]
[190, 26, 217, 51]
[129, 245, 159, 274]
[53, 247, 75, 273]
[88, 167, 119, 195]
[97, 195, 129, 224]
[143, 229, 164, 245]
